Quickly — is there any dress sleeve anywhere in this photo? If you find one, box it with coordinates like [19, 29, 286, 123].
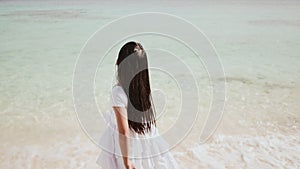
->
[111, 86, 128, 107]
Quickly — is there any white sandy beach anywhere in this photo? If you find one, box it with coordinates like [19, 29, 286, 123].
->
[0, 0, 299, 168]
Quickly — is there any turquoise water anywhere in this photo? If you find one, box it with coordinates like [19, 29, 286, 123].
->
[0, 0, 299, 168]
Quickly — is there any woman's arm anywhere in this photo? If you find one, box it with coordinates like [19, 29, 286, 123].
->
[113, 107, 136, 169]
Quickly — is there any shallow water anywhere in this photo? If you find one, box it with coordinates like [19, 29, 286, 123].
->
[0, 0, 299, 168]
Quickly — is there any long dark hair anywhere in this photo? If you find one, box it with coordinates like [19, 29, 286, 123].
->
[116, 41, 156, 134]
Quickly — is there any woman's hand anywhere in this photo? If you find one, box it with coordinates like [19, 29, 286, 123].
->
[124, 160, 136, 169]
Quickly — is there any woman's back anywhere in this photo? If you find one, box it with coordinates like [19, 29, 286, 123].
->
[97, 85, 179, 169]
[97, 41, 179, 169]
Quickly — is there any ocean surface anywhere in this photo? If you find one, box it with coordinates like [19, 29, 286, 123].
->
[0, 0, 299, 168]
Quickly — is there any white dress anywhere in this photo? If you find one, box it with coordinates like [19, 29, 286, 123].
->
[96, 85, 179, 169]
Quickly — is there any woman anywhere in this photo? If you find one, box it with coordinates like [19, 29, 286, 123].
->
[97, 41, 179, 169]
